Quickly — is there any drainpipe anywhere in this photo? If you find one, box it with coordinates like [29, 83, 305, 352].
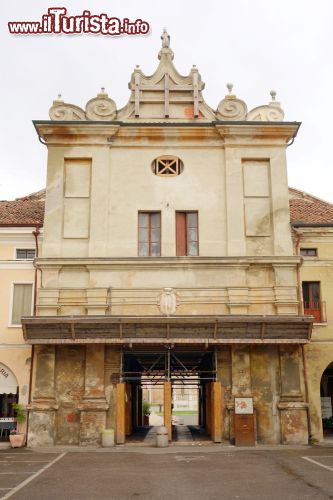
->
[32, 226, 40, 315]
[26, 225, 40, 442]
[294, 231, 303, 315]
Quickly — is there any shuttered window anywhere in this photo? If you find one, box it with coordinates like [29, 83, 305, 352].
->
[176, 212, 198, 256]
[11, 284, 33, 325]
[138, 212, 161, 256]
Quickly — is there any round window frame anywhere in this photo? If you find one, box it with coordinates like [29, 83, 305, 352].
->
[151, 155, 184, 177]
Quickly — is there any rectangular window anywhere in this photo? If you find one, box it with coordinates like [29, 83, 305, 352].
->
[138, 212, 161, 256]
[300, 248, 317, 257]
[16, 249, 36, 259]
[11, 284, 33, 325]
[176, 211, 199, 256]
[302, 281, 322, 322]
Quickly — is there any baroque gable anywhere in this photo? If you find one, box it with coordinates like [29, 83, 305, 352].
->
[49, 31, 284, 124]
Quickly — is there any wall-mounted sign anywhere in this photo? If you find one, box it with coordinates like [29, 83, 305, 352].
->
[0, 363, 18, 395]
[235, 397, 254, 415]
[321, 397, 332, 419]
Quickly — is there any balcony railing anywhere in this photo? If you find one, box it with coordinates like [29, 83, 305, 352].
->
[302, 301, 326, 323]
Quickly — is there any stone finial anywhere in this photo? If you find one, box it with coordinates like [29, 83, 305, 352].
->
[161, 29, 170, 48]
[246, 89, 284, 121]
[97, 87, 108, 97]
[53, 93, 64, 104]
[270, 90, 277, 101]
[227, 83, 234, 95]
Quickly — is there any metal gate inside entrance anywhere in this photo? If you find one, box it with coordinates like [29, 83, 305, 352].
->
[116, 347, 222, 444]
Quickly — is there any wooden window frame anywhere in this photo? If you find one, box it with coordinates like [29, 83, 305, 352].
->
[175, 211, 199, 256]
[138, 211, 161, 257]
[152, 156, 184, 177]
[302, 281, 322, 323]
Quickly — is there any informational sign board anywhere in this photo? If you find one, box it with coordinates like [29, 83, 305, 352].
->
[321, 397, 332, 419]
[235, 397, 254, 415]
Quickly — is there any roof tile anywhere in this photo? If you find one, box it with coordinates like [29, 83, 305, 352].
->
[0, 187, 332, 227]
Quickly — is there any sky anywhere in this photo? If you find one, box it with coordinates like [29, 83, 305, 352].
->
[1, 0, 333, 202]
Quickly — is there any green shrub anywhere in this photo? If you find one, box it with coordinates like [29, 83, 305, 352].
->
[12, 403, 27, 424]
[143, 401, 151, 416]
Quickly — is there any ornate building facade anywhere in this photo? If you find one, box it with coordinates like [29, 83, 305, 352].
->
[22, 33, 314, 446]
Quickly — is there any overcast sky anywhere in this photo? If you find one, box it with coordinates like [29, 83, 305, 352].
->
[1, 0, 333, 202]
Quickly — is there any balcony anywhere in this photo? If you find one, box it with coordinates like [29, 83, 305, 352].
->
[302, 301, 326, 323]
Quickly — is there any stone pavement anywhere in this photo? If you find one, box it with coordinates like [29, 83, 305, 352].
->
[1, 446, 333, 499]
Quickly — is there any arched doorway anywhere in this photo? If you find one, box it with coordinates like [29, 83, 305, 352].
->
[320, 362, 333, 439]
[0, 363, 18, 441]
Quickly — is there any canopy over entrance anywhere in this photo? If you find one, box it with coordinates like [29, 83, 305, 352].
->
[0, 363, 18, 395]
[22, 315, 313, 345]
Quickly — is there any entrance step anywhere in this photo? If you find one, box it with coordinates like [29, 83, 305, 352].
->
[126, 425, 212, 446]
[172, 425, 193, 442]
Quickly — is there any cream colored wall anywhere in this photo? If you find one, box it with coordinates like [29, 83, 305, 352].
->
[37, 123, 299, 317]
[41, 125, 294, 259]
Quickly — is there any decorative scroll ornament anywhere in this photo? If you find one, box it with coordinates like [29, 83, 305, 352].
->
[158, 288, 177, 316]
[49, 95, 86, 121]
[247, 105, 284, 121]
[85, 88, 117, 121]
[216, 83, 247, 121]
[246, 90, 284, 121]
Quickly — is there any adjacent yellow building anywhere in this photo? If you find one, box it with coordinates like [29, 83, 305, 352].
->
[0, 191, 43, 439]
[290, 188, 333, 442]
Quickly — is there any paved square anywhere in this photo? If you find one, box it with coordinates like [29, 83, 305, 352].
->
[0, 447, 333, 500]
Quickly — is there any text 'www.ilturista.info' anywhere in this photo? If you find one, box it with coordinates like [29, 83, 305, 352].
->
[8, 8, 150, 35]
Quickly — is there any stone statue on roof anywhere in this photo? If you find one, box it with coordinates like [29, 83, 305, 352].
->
[161, 29, 170, 48]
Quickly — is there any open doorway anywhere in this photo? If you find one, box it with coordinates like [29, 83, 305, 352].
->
[120, 348, 217, 444]
[321, 361, 333, 441]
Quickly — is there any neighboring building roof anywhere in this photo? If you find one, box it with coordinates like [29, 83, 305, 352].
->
[0, 190, 45, 226]
[289, 187, 333, 226]
[0, 187, 332, 228]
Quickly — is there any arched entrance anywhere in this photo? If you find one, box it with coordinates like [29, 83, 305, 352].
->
[320, 362, 333, 439]
[0, 363, 18, 441]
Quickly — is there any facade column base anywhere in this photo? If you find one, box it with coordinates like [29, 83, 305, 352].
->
[278, 401, 309, 445]
[27, 398, 58, 447]
[78, 398, 109, 446]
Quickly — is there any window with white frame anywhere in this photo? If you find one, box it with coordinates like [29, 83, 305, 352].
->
[11, 284, 33, 325]
[15, 249, 36, 259]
